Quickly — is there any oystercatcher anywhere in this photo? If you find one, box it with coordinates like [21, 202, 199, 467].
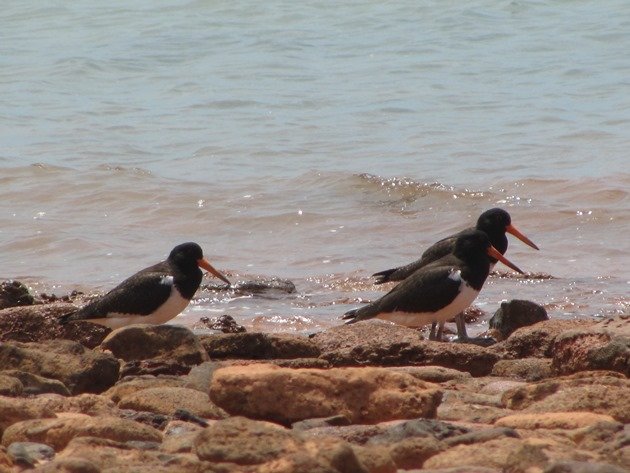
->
[60, 242, 230, 329]
[343, 230, 524, 333]
[371, 208, 538, 340]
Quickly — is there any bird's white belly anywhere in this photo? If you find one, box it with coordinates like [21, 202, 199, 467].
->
[377, 282, 479, 328]
[92, 287, 190, 330]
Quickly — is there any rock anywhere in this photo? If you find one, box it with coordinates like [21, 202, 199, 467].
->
[200, 332, 320, 360]
[32, 456, 100, 473]
[0, 302, 110, 348]
[194, 314, 246, 333]
[292, 415, 352, 431]
[104, 375, 189, 403]
[6, 441, 55, 469]
[501, 372, 630, 422]
[119, 359, 195, 377]
[193, 416, 371, 472]
[210, 364, 442, 425]
[0, 370, 71, 396]
[0, 280, 35, 309]
[494, 412, 616, 430]
[118, 387, 227, 419]
[491, 358, 553, 381]
[119, 410, 170, 430]
[48, 436, 206, 473]
[312, 321, 499, 376]
[1, 415, 163, 450]
[160, 420, 205, 454]
[488, 299, 549, 340]
[543, 461, 628, 473]
[422, 437, 524, 470]
[204, 277, 297, 295]
[444, 427, 520, 447]
[0, 339, 119, 395]
[502, 439, 600, 473]
[551, 321, 630, 376]
[437, 401, 512, 424]
[0, 375, 22, 397]
[99, 324, 208, 365]
[385, 436, 443, 470]
[0, 396, 56, 436]
[491, 319, 596, 359]
[31, 393, 119, 417]
[388, 366, 472, 383]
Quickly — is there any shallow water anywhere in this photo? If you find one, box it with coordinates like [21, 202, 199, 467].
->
[1, 1, 628, 334]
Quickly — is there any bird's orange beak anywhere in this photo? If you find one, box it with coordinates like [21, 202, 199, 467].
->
[197, 258, 231, 285]
[506, 224, 539, 250]
[487, 245, 525, 274]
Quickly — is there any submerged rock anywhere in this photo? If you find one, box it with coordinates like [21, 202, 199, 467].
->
[194, 314, 246, 333]
[488, 299, 549, 341]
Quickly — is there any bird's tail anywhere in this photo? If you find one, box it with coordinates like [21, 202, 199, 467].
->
[341, 308, 359, 323]
[57, 309, 78, 325]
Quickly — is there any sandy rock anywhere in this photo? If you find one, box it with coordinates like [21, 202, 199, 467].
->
[551, 322, 629, 376]
[1, 370, 71, 396]
[32, 393, 119, 417]
[2, 415, 163, 450]
[312, 321, 499, 376]
[491, 358, 553, 381]
[31, 456, 101, 473]
[422, 437, 524, 470]
[118, 387, 227, 419]
[0, 302, 110, 349]
[51, 436, 207, 473]
[502, 438, 599, 472]
[104, 375, 190, 403]
[0, 396, 56, 436]
[99, 324, 208, 365]
[193, 416, 373, 473]
[488, 299, 549, 341]
[501, 372, 629, 422]
[210, 364, 442, 425]
[543, 461, 628, 473]
[160, 420, 206, 454]
[0, 339, 119, 395]
[386, 436, 443, 470]
[200, 332, 320, 359]
[350, 445, 397, 473]
[495, 412, 616, 430]
[491, 319, 596, 359]
[6, 441, 55, 469]
[388, 366, 472, 383]
[0, 375, 22, 397]
[522, 384, 630, 423]
[437, 401, 512, 424]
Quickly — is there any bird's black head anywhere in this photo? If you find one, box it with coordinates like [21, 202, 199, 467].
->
[168, 242, 204, 269]
[453, 229, 491, 258]
[476, 208, 511, 234]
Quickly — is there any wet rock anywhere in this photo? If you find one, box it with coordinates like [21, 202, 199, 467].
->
[6, 441, 55, 469]
[118, 387, 227, 419]
[0, 370, 71, 396]
[194, 314, 246, 333]
[204, 277, 297, 295]
[100, 324, 208, 365]
[312, 321, 499, 376]
[1, 415, 163, 450]
[491, 319, 596, 360]
[495, 412, 616, 430]
[551, 319, 630, 376]
[0, 280, 35, 309]
[210, 364, 442, 425]
[0, 339, 119, 395]
[0, 375, 22, 397]
[488, 299, 548, 341]
[491, 358, 553, 381]
[0, 302, 110, 348]
[200, 332, 320, 360]
[501, 372, 630, 422]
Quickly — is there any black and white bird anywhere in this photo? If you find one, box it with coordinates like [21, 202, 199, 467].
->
[343, 229, 524, 333]
[61, 242, 230, 329]
[370, 208, 538, 340]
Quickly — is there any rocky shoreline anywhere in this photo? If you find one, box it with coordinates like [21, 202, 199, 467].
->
[0, 281, 628, 472]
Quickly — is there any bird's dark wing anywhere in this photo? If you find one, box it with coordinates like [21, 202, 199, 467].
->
[67, 270, 174, 320]
[347, 264, 462, 323]
[372, 235, 458, 284]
